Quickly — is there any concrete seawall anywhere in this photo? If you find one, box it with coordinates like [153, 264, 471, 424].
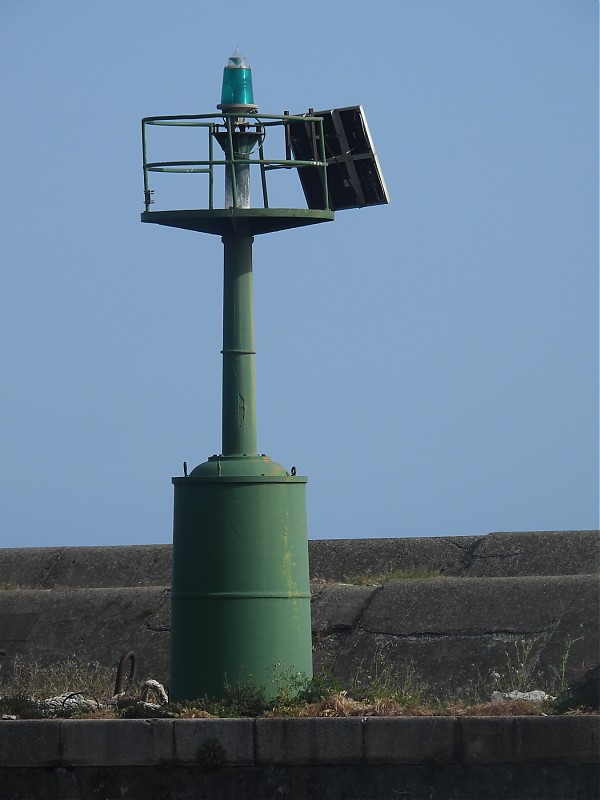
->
[0, 530, 597, 695]
[1, 716, 598, 800]
[0, 531, 598, 799]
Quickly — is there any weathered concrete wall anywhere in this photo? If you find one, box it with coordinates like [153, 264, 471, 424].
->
[0, 587, 171, 686]
[1, 577, 597, 694]
[0, 543, 172, 590]
[0, 531, 598, 694]
[309, 529, 600, 581]
[0, 717, 598, 800]
[311, 574, 599, 692]
[1, 531, 597, 590]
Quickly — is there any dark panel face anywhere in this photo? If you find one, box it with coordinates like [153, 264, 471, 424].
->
[289, 106, 389, 211]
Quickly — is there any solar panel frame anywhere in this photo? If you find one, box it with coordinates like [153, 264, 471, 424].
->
[288, 105, 390, 211]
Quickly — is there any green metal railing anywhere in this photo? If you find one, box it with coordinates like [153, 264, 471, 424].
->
[141, 112, 329, 213]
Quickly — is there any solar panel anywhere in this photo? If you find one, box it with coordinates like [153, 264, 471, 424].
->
[288, 105, 390, 211]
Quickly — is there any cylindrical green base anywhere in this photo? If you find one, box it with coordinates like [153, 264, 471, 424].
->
[171, 456, 312, 701]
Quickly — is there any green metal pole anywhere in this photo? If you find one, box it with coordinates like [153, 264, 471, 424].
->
[221, 235, 257, 457]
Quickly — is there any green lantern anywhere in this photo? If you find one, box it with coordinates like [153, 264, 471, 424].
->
[218, 48, 257, 112]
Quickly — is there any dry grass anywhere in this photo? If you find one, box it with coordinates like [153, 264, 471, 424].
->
[1, 655, 116, 702]
[297, 693, 432, 718]
[448, 699, 544, 717]
[0, 651, 594, 720]
[270, 693, 544, 718]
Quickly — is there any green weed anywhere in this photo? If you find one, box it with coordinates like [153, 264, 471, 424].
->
[197, 737, 226, 771]
[547, 636, 584, 695]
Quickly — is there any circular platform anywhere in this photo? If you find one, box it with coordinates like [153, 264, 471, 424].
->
[141, 207, 334, 237]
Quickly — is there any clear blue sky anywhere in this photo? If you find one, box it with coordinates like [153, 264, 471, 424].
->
[0, 1, 597, 548]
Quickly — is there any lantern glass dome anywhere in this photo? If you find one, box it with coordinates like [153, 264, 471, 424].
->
[227, 48, 248, 68]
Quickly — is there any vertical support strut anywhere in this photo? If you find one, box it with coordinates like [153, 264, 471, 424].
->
[221, 235, 257, 456]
